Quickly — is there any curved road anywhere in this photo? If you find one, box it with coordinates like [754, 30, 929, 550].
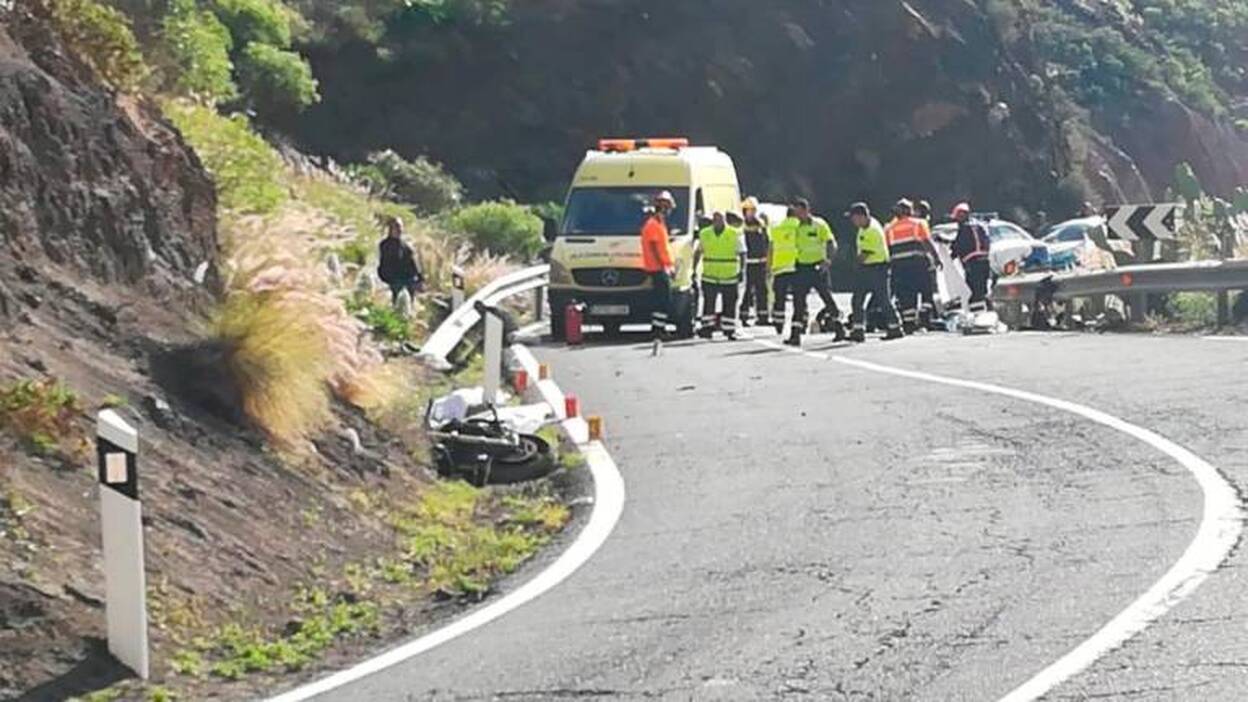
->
[319, 331, 1248, 701]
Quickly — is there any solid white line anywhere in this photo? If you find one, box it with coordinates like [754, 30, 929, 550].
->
[1202, 336, 1248, 342]
[820, 352, 1242, 701]
[266, 346, 626, 702]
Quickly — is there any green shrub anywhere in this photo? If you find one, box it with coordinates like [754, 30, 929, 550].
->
[449, 200, 542, 259]
[1165, 292, 1217, 328]
[47, 0, 148, 91]
[161, 0, 238, 105]
[236, 42, 319, 117]
[165, 101, 287, 214]
[211, 0, 292, 48]
[352, 150, 463, 214]
[0, 379, 86, 458]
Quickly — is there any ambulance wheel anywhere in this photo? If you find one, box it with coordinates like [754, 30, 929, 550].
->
[674, 290, 697, 339]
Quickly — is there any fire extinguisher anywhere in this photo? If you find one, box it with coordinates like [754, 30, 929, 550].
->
[564, 301, 585, 346]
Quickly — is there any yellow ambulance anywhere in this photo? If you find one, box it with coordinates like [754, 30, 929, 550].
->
[546, 137, 742, 339]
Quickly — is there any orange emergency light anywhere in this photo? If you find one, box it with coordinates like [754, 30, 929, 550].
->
[597, 137, 690, 152]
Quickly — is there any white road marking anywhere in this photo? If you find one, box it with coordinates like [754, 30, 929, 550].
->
[754, 337, 1243, 700]
[266, 346, 627, 702]
[1202, 336, 1248, 343]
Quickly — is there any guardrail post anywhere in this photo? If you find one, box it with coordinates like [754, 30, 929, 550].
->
[483, 310, 503, 403]
[451, 266, 466, 312]
[96, 410, 149, 679]
[1217, 226, 1234, 327]
[534, 286, 545, 322]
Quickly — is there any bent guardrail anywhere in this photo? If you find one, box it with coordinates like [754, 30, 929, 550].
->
[420, 264, 549, 369]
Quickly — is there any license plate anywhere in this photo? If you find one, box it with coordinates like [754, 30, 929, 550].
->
[591, 304, 629, 317]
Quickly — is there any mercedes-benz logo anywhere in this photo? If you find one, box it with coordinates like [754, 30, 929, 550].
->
[600, 269, 621, 286]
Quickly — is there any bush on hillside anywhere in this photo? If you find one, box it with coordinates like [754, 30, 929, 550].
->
[165, 101, 287, 214]
[45, 0, 148, 91]
[449, 200, 543, 260]
[236, 41, 320, 118]
[161, 0, 238, 104]
[350, 150, 463, 214]
[211, 0, 292, 48]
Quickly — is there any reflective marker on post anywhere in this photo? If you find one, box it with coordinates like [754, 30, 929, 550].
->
[565, 394, 580, 419]
[513, 369, 528, 393]
[96, 410, 149, 680]
[451, 266, 466, 311]
[1120, 272, 1135, 287]
[587, 416, 604, 441]
[538, 364, 551, 381]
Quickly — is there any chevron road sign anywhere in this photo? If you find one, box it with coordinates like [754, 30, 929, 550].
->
[1105, 204, 1182, 242]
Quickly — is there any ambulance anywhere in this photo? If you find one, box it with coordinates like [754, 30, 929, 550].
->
[546, 138, 742, 339]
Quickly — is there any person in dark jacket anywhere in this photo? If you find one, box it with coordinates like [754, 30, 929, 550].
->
[377, 217, 423, 302]
[949, 202, 994, 312]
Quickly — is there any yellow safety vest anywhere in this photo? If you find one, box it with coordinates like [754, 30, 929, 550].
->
[795, 216, 834, 265]
[770, 217, 799, 275]
[698, 225, 743, 285]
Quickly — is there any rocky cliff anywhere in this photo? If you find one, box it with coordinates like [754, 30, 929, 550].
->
[289, 0, 1248, 225]
[0, 4, 217, 322]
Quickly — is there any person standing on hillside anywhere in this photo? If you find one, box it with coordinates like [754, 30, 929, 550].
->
[641, 191, 677, 341]
[377, 217, 424, 302]
[885, 199, 939, 333]
[847, 202, 902, 342]
[949, 202, 994, 313]
[792, 197, 847, 341]
[768, 207, 802, 345]
[739, 197, 771, 326]
[694, 211, 747, 339]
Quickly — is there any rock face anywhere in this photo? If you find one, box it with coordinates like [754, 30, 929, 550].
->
[292, 0, 1248, 227]
[0, 7, 217, 320]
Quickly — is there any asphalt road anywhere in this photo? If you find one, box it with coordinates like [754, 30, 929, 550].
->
[324, 328, 1248, 701]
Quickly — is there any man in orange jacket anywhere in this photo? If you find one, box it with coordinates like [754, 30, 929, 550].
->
[641, 191, 677, 340]
[885, 199, 940, 334]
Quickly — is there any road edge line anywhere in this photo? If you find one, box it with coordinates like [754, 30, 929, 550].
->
[264, 344, 626, 702]
[825, 354, 1243, 702]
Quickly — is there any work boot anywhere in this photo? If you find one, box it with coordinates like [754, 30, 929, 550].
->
[785, 327, 802, 347]
[831, 320, 847, 342]
[697, 327, 714, 340]
[849, 328, 866, 343]
[884, 327, 904, 341]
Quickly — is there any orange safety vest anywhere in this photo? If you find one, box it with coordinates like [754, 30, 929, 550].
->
[885, 217, 930, 260]
[640, 215, 673, 273]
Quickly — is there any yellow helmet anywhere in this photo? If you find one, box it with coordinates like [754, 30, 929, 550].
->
[741, 196, 760, 212]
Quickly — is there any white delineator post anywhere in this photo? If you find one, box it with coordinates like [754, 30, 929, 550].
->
[451, 266, 466, 311]
[96, 410, 149, 679]
[483, 311, 503, 404]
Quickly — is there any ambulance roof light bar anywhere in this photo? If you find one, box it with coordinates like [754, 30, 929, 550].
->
[597, 137, 690, 153]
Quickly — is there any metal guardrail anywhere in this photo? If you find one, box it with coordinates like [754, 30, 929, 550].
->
[992, 259, 1248, 302]
[420, 264, 549, 369]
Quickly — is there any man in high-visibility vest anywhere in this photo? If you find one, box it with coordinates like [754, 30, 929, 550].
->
[694, 210, 747, 339]
[792, 197, 846, 341]
[885, 198, 940, 334]
[739, 197, 771, 326]
[949, 202, 994, 312]
[914, 199, 941, 327]
[640, 191, 676, 340]
[768, 207, 802, 345]
[847, 202, 902, 342]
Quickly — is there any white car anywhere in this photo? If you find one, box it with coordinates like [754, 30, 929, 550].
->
[1041, 216, 1129, 271]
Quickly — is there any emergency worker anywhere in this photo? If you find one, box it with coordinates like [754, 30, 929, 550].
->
[792, 198, 846, 341]
[950, 202, 994, 312]
[847, 202, 902, 341]
[914, 199, 940, 327]
[694, 211, 746, 339]
[885, 199, 940, 334]
[640, 191, 676, 340]
[768, 207, 801, 345]
[739, 197, 771, 325]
